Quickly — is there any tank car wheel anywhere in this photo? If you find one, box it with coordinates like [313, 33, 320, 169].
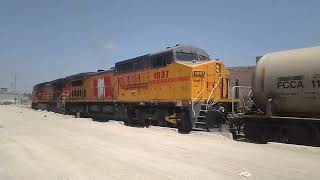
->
[177, 111, 192, 133]
[306, 123, 320, 147]
[244, 122, 267, 144]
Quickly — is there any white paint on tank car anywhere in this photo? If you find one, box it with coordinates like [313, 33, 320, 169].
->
[252, 46, 320, 118]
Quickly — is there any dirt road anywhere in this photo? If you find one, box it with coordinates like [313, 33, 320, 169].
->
[0, 105, 319, 180]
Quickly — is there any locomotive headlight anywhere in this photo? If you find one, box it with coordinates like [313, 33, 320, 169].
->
[176, 101, 182, 107]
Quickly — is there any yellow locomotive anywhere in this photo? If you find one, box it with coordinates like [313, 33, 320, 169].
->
[32, 45, 234, 132]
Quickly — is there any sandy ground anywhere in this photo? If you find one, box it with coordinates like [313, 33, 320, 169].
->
[0, 105, 319, 180]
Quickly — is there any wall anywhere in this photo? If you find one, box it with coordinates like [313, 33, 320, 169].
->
[227, 66, 255, 99]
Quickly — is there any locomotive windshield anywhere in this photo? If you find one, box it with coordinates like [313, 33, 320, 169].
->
[175, 52, 199, 61]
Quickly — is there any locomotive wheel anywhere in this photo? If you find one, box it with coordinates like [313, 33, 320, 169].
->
[124, 108, 137, 125]
[124, 117, 135, 125]
[157, 117, 166, 127]
[31, 103, 38, 110]
[75, 111, 81, 118]
[177, 111, 192, 133]
[136, 109, 149, 127]
[150, 109, 167, 127]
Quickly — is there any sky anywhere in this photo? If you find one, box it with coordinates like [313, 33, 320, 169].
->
[0, 0, 319, 93]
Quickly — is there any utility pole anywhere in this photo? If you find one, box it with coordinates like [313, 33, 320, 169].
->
[14, 72, 17, 92]
[14, 72, 18, 104]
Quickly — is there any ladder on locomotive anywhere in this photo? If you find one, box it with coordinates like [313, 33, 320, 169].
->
[192, 77, 231, 132]
[194, 103, 231, 132]
[57, 91, 71, 111]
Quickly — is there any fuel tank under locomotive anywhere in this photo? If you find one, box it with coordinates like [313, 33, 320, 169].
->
[252, 46, 320, 118]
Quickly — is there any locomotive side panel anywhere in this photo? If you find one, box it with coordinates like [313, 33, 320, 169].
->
[31, 82, 56, 110]
[85, 71, 115, 102]
[68, 78, 88, 102]
[115, 71, 149, 103]
[32, 84, 54, 103]
[148, 62, 192, 103]
[115, 62, 192, 103]
[115, 61, 231, 105]
[190, 61, 230, 101]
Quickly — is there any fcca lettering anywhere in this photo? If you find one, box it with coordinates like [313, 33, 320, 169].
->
[277, 80, 304, 89]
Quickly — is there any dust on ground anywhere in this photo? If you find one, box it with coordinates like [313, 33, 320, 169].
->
[0, 105, 319, 180]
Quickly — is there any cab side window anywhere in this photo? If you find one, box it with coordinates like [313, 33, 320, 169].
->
[150, 52, 173, 69]
[151, 55, 164, 68]
[71, 80, 83, 86]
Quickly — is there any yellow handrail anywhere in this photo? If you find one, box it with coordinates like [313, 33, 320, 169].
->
[206, 77, 222, 105]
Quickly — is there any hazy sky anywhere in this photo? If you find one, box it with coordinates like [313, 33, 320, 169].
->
[0, 0, 319, 92]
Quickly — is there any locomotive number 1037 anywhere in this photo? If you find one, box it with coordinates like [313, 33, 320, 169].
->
[154, 71, 169, 79]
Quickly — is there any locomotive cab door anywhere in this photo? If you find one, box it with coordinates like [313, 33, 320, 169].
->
[192, 70, 205, 100]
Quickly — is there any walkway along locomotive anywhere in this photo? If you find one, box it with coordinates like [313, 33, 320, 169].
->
[32, 45, 235, 133]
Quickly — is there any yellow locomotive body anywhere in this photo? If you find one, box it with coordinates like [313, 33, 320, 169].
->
[115, 59, 230, 104]
[33, 45, 235, 132]
[96, 45, 233, 131]
[114, 46, 230, 105]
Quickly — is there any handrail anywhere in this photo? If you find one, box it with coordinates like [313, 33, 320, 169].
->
[231, 86, 252, 116]
[191, 76, 222, 118]
[206, 77, 222, 106]
[191, 85, 206, 117]
[192, 87, 206, 102]
[57, 90, 71, 108]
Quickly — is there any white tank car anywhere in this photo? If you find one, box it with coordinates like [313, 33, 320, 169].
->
[252, 46, 320, 118]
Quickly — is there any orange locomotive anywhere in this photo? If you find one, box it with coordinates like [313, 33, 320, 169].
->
[32, 45, 234, 132]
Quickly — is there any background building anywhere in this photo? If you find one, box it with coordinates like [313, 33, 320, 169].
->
[228, 66, 255, 99]
[0, 91, 31, 105]
[0, 88, 8, 93]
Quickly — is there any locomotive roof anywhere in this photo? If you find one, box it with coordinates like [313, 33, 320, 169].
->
[64, 72, 95, 80]
[34, 45, 210, 88]
[151, 45, 210, 58]
[94, 69, 114, 75]
[116, 45, 210, 65]
[115, 54, 149, 66]
[34, 81, 50, 87]
[48, 78, 67, 84]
